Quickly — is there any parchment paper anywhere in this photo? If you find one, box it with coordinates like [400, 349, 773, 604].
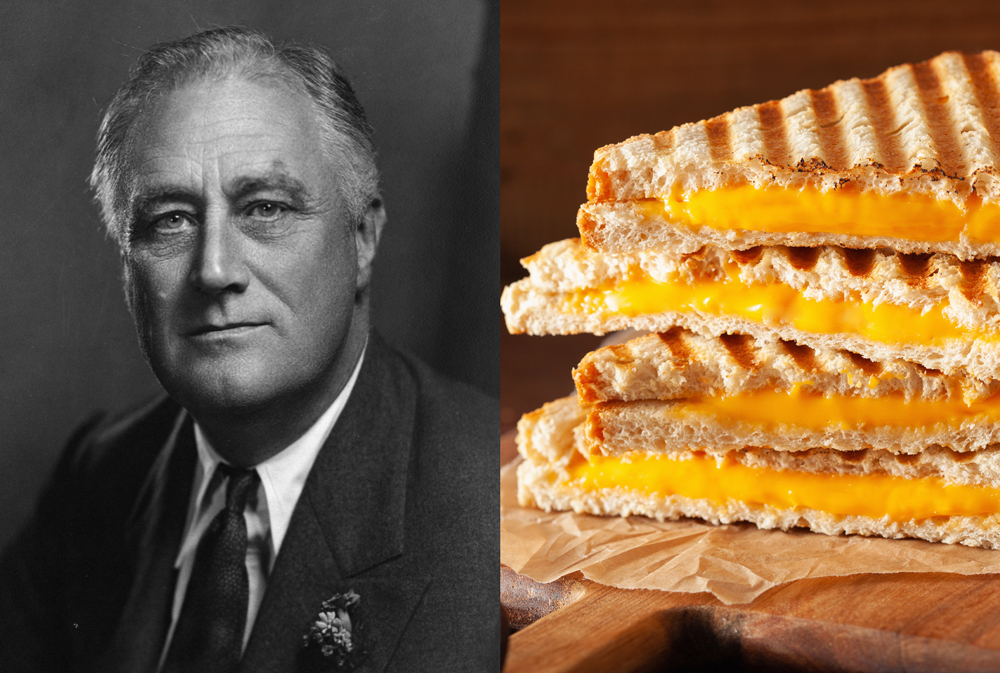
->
[500, 461, 1000, 604]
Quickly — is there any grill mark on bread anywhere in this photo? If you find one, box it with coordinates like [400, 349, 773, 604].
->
[657, 327, 691, 366]
[652, 129, 676, 152]
[860, 79, 907, 174]
[780, 340, 820, 373]
[587, 407, 607, 442]
[606, 343, 635, 367]
[573, 362, 602, 404]
[962, 53, 1000, 171]
[898, 252, 933, 288]
[841, 247, 878, 276]
[704, 116, 732, 163]
[786, 247, 822, 271]
[951, 449, 978, 462]
[719, 333, 759, 371]
[846, 351, 883, 377]
[910, 61, 966, 177]
[758, 100, 790, 167]
[838, 449, 869, 464]
[587, 158, 612, 202]
[959, 260, 988, 302]
[914, 363, 945, 377]
[731, 246, 763, 265]
[810, 88, 849, 170]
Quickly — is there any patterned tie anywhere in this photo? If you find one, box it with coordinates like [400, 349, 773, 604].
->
[163, 464, 260, 673]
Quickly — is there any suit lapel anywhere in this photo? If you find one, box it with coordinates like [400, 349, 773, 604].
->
[242, 337, 430, 673]
[99, 409, 196, 673]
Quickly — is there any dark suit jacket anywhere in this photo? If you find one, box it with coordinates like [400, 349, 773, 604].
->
[0, 334, 499, 672]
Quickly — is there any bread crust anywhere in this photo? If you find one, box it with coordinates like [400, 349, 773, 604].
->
[587, 52, 1000, 214]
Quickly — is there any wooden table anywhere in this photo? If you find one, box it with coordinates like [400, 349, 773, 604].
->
[502, 566, 1000, 672]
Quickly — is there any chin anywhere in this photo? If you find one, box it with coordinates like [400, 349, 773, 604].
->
[157, 357, 293, 418]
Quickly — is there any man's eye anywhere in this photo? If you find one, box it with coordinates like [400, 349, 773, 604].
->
[152, 212, 193, 231]
[247, 202, 287, 219]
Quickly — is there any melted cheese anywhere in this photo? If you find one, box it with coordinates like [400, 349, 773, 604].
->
[638, 185, 1000, 244]
[685, 389, 1000, 431]
[566, 272, 987, 348]
[567, 452, 1000, 520]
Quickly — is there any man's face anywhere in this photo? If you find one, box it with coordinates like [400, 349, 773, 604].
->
[122, 77, 371, 416]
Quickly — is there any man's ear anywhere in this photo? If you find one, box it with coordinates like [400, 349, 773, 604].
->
[355, 196, 385, 293]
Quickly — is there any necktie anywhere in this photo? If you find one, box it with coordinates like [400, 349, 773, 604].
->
[163, 464, 260, 673]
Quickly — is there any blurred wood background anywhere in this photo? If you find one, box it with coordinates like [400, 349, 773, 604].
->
[500, 0, 1000, 435]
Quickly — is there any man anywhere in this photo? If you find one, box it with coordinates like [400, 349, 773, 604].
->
[0, 27, 498, 673]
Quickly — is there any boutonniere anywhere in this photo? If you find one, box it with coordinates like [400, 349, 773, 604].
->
[303, 589, 365, 669]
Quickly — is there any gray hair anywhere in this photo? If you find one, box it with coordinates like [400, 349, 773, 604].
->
[90, 26, 380, 246]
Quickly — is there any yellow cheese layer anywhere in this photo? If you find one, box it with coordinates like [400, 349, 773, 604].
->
[568, 272, 988, 348]
[567, 452, 1000, 520]
[686, 389, 1000, 431]
[641, 185, 1000, 244]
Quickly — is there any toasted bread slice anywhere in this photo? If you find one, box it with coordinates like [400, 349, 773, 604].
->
[584, 395, 1000, 456]
[574, 329, 1000, 405]
[583, 51, 1000, 259]
[517, 396, 1000, 549]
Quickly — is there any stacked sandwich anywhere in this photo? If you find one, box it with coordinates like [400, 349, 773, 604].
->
[502, 50, 1000, 548]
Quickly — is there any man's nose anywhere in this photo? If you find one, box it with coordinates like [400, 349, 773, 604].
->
[189, 212, 250, 294]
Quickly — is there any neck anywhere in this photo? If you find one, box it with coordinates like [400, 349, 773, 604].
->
[192, 311, 369, 467]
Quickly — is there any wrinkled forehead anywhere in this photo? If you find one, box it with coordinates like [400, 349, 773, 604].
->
[121, 76, 337, 205]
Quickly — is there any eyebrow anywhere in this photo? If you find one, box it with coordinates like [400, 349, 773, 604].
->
[130, 188, 200, 220]
[228, 169, 310, 205]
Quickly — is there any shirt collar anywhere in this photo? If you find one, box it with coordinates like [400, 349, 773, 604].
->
[190, 343, 366, 556]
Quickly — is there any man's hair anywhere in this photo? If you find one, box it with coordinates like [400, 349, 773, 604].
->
[90, 26, 379, 245]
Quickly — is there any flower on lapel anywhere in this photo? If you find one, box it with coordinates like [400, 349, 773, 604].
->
[303, 590, 363, 668]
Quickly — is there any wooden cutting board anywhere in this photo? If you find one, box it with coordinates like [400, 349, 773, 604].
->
[502, 566, 1000, 672]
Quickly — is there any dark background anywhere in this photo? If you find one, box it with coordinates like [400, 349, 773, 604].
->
[501, 0, 1000, 443]
[0, 1, 499, 550]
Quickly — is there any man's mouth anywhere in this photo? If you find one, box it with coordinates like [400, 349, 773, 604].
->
[187, 322, 267, 337]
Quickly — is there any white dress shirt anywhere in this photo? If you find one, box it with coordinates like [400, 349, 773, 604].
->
[157, 349, 365, 667]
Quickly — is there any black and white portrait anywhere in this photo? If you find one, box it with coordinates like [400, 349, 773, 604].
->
[0, 4, 499, 672]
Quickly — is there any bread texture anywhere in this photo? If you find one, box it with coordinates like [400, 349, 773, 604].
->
[516, 396, 1000, 549]
[584, 397, 1000, 456]
[575, 329, 1000, 405]
[586, 51, 1000, 209]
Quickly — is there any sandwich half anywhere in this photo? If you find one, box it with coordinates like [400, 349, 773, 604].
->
[581, 51, 1000, 260]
